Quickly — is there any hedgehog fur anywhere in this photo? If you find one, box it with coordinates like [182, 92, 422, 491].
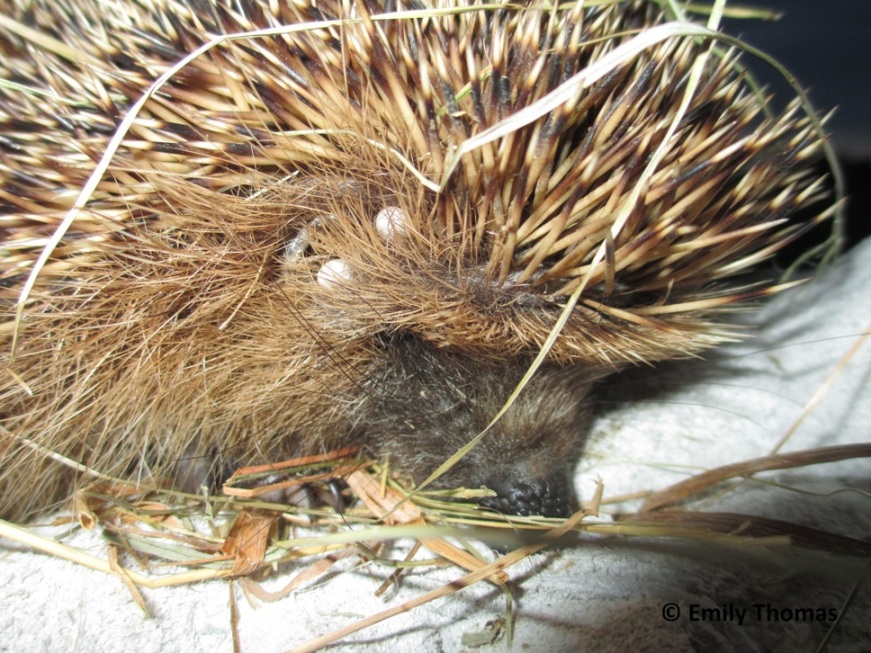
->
[0, 0, 831, 520]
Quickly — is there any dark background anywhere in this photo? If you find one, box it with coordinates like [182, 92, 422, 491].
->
[721, 1, 871, 251]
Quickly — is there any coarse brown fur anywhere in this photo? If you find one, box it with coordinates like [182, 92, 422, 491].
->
[0, 0, 831, 520]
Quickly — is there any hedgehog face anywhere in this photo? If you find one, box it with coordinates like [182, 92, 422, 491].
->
[278, 192, 604, 517]
[351, 336, 604, 517]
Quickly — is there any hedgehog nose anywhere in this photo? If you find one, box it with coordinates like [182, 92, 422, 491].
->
[478, 474, 574, 518]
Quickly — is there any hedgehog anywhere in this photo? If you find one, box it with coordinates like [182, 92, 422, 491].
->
[0, 0, 832, 522]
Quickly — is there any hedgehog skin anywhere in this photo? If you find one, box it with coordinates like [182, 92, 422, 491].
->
[0, 0, 829, 520]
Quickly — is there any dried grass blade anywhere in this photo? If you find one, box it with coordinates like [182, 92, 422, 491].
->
[221, 509, 277, 576]
[615, 510, 871, 557]
[641, 444, 871, 512]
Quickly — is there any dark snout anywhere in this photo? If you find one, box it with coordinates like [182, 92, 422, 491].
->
[478, 473, 575, 518]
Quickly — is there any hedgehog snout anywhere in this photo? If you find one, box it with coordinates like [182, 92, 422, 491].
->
[478, 471, 575, 518]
